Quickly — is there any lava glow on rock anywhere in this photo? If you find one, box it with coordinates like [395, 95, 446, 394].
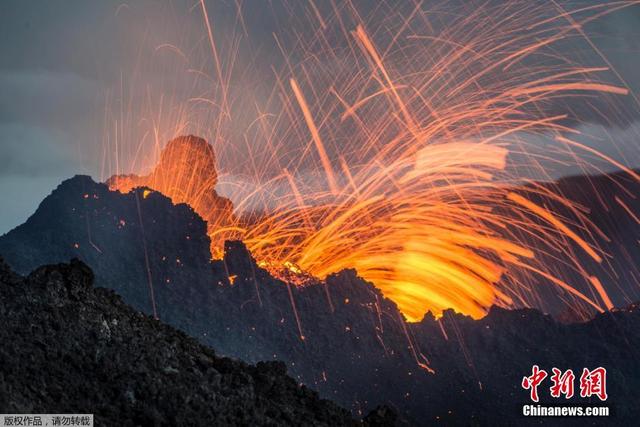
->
[106, 0, 639, 321]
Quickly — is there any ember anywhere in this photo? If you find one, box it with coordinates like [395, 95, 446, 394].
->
[106, 1, 639, 321]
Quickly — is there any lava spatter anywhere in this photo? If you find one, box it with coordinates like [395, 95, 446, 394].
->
[108, 135, 236, 256]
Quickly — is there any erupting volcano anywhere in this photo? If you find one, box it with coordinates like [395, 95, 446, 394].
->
[2, 1, 640, 424]
[98, 1, 640, 323]
[109, 131, 625, 323]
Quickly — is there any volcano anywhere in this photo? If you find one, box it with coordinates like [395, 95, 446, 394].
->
[106, 135, 236, 257]
[1, 164, 640, 423]
[104, 136, 640, 318]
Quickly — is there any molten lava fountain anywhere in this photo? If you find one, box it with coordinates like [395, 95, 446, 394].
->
[107, 0, 640, 322]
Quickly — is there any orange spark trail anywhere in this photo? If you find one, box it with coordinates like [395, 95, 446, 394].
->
[199, 0, 229, 118]
[507, 192, 602, 263]
[104, 0, 640, 324]
[616, 196, 640, 225]
[135, 191, 158, 320]
[290, 78, 339, 194]
[354, 25, 417, 134]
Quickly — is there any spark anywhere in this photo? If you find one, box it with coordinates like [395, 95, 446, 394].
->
[105, 0, 640, 323]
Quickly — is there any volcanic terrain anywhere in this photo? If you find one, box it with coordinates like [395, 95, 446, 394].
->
[0, 257, 397, 426]
[1, 171, 639, 424]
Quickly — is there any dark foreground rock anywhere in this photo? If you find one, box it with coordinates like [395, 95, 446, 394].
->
[0, 258, 392, 426]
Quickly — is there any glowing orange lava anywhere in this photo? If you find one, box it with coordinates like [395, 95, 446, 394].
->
[105, 0, 640, 321]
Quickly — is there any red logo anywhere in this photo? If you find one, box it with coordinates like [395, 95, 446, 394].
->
[522, 366, 607, 402]
[549, 368, 575, 399]
[579, 367, 608, 401]
[522, 365, 548, 402]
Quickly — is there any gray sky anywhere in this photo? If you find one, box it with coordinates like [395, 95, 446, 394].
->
[1, 0, 640, 234]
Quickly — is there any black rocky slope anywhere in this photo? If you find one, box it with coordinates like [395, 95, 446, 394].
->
[1, 175, 640, 425]
[508, 171, 640, 317]
[0, 258, 394, 426]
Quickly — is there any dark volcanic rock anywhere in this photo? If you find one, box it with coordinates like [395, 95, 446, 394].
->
[106, 135, 236, 253]
[1, 174, 640, 425]
[0, 175, 214, 330]
[0, 258, 378, 426]
[507, 171, 640, 316]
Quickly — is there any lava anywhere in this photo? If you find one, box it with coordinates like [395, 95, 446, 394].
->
[108, 135, 236, 257]
[105, 1, 640, 322]
[109, 133, 617, 322]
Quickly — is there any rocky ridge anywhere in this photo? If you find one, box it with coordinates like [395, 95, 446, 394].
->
[1, 174, 639, 424]
[0, 257, 394, 426]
